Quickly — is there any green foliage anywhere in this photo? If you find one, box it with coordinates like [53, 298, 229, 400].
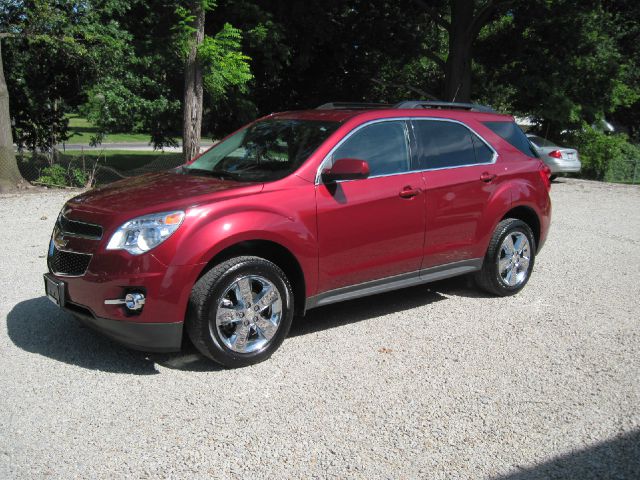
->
[566, 127, 640, 182]
[82, 76, 181, 148]
[2, 0, 135, 152]
[174, 3, 252, 100]
[3, 0, 640, 185]
[199, 23, 252, 99]
[36, 163, 88, 188]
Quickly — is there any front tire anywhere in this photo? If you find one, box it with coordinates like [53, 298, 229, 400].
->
[475, 218, 536, 296]
[186, 256, 294, 368]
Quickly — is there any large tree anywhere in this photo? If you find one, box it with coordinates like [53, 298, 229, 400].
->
[181, 1, 206, 161]
[177, 0, 252, 161]
[84, 0, 252, 161]
[0, 33, 24, 192]
[411, 0, 515, 102]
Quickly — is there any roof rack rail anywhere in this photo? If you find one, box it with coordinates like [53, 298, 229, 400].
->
[393, 101, 495, 113]
[316, 102, 393, 110]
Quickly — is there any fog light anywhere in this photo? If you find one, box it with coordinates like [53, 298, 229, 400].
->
[125, 292, 145, 311]
[104, 292, 146, 311]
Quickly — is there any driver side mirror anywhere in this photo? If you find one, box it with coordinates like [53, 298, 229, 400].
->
[321, 158, 370, 183]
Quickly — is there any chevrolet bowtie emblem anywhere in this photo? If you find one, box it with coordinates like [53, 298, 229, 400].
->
[53, 229, 68, 249]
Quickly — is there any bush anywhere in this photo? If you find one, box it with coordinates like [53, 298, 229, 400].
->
[36, 163, 89, 188]
[565, 128, 640, 183]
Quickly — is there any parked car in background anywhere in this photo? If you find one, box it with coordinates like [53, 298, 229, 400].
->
[44, 101, 552, 368]
[527, 134, 581, 180]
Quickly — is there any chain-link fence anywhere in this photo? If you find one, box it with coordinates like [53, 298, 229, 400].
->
[16, 149, 186, 189]
[11, 146, 640, 189]
[604, 155, 640, 184]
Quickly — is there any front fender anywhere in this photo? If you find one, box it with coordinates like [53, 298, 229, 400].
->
[153, 179, 319, 296]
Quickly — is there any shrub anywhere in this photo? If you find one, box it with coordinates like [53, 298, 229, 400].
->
[36, 163, 89, 188]
[565, 127, 640, 183]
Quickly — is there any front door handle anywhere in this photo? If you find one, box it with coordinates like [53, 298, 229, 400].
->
[399, 185, 421, 198]
[480, 172, 497, 183]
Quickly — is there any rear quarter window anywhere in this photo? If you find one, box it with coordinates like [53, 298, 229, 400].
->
[483, 121, 538, 158]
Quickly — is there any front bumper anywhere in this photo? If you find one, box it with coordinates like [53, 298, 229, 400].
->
[64, 301, 183, 352]
[44, 250, 204, 353]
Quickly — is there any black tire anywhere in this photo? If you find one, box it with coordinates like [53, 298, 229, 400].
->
[186, 256, 294, 368]
[475, 218, 536, 296]
[550, 174, 558, 181]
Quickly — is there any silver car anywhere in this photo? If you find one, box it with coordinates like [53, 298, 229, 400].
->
[527, 134, 581, 179]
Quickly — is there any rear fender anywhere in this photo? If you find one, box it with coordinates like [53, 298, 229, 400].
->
[472, 179, 513, 258]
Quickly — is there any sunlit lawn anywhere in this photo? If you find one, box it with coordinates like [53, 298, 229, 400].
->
[64, 114, 178, 145]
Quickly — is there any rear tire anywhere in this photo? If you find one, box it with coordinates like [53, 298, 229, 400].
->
[186, 256, 294, 368]
[550, 174, 558, 181]
[475, 219, 536, 296]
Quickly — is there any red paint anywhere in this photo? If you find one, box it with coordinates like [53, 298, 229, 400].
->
[48, 107, 551, 339]
[316, 172, 426, 291]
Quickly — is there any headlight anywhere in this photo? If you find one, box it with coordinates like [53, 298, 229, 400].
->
[106, 211, 185, 255]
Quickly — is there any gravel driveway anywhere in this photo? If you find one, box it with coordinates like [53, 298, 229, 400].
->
[1, 179, 638, 479]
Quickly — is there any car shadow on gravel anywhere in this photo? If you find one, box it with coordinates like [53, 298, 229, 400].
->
[290, 275, 497, 336]
[6, 297, 223, 374]
[291, 283, 448, 337]
[492, 429, 640, 480]
[8, 277, 487, 373]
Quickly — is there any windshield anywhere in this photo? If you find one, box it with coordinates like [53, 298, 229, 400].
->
[528, 135, 557, 148]
[184, 119, 339, 182]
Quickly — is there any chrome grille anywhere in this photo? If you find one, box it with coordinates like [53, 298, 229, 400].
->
[48, 246, 92, 276]
[57, 214, 103, 240]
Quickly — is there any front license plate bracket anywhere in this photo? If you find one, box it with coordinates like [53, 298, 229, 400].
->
[44, 274, 66, 307]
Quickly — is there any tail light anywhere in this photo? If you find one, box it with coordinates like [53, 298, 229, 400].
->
[548, 150, 563, 159]
[538, 163, 552, 191]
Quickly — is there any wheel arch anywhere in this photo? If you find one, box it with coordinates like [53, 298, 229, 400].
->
[500, 205, 541, 251]
[195, 239, 307, 316]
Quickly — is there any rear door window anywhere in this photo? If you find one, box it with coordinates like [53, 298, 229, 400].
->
[412, 120, 494, 169]
[484, 121, 538, 157]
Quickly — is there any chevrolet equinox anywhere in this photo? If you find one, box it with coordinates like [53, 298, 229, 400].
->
[44, 101, 552, 367]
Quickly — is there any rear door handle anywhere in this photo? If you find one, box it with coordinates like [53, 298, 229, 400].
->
[399, 185, 421, 198]
[480, 172, 497, 183]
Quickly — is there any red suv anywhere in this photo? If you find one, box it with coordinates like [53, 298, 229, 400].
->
[44, 101, 551, 367]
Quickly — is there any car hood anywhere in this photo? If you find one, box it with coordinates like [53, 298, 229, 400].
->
[67, 171, 264, 216]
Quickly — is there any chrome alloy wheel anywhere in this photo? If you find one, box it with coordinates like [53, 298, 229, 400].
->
[497, 231, 531, 287]
[213, 275, 283, 354]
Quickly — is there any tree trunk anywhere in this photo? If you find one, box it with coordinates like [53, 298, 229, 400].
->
[444, 0, 474, 102]
[182, 1, 206, 162]
[0, 36, 25, 192]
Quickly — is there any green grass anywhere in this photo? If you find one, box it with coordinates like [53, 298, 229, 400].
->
[20, 149, 183, 174]
[65, 114, 177, 144]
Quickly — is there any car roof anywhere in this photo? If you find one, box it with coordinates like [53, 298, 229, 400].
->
[270, 108, 514, 123]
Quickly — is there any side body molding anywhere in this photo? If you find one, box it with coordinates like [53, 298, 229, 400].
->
[306, 258, 482, 310]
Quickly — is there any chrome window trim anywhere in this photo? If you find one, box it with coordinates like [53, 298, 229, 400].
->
[315, 116, 498, 185]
